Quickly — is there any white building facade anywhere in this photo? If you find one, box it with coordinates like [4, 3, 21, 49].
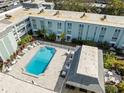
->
[29, 16, 124, 48]
[0, 7, 124, 61]
[0, 26, 17, 61]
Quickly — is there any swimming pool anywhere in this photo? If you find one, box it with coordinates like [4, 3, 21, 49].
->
[25, 46, 56, 77]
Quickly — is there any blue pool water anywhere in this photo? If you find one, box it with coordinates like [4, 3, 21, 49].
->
[25, 46, 56, 76]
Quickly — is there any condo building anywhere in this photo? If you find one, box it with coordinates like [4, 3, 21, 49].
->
[0, 5, 124, 61]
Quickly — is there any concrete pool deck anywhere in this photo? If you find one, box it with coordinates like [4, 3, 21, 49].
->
[7, 45, 68, 91]
[0, 72, 56, 93]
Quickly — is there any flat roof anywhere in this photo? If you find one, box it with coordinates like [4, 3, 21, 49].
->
[1, 7, 124, 33]
[4, 8, 124, 28]
[66, 45, 105, 93]
[0, 19, 12, 32]
[77, 45, 98, 78]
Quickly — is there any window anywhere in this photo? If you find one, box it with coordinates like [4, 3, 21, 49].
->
[48, 21, 52, 28]
[67, 23, 72, 29]
[25, 18, 30, 22]
[98, 35, 104, 42]
[100, 27, 106, 35]
[40, 20, 44, 29]
[33, 24, 37, 29]
[48, 29, 52, 34]
[111, 29, 121, 42]
[78, 24, 84, 40]
[57, 31, 62, 34]
[67, 30, 71, 34]
[66, 36, 71, 41]
[16, 21, 24, 27]
[113, 29, 120, 38]
[18, 27, 25, 33]
[57, 22, 62, 29]
[111, 37, 118, 42]
[98, 27, 106, 42]
[26, 24, 31, 28]
[32, 19, 36, 23]
[32, 19, 37, 29]
[79, 24, 84, 30]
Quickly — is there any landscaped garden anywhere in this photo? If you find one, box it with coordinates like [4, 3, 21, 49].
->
[18, 34, 34, 46]
[104, 52, 124, 93]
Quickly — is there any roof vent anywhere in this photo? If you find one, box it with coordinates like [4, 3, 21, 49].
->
[31, 0, 35, 2]
[101, 15, 107, 21]
[53, 11, 59, 16]
[37, 9, 44, 14]
[29, 13, 32, 15]
[80, 13, 86, 18]
[5, 14, 12, 19]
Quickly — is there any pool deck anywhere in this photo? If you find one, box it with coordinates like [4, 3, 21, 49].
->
[7, 45, 68, 91]
[0, 72, 56, 93]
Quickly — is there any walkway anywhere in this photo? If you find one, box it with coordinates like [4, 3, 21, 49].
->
[0, 72, 56, 93]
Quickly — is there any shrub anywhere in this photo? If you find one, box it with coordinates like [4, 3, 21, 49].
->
[72, 39, 97, 46]
[71, 38, 83, 45]
[18, 35, 33, 46]
[48, 33, 56, 41]
[104, 52, 116, 69]
[28, 30, 33, 35]
[105, 85, 118, 93]
[82, 40, 97, 46]
[118, 81, 124, 93]
[97, 41, 110, 50]
[104, 52, 124, 75]
[10, 55, 14, 61]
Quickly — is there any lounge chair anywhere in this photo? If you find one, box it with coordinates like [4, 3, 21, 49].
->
[33, 43, 37, 47]
[11, 60, 17, 65]
[17, 55, 21, 59]
[66, 51, 70, 55]
[23, 48, 29, 53]
[30, 45, 34, 48]
[6, 67, 12, 72]
[19, 52, 25, 56]
[27, 45, 33, 49]
[36, 42, 40, 45]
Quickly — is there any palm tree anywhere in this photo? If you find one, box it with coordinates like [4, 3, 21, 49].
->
[60, 32, 66, 43]
[48, 33, 56, 41]
[41, 28, 47, 39]
[36, 29, 42, 37]
[36, 29, 47, 40]
[10, 55, 14, 61]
